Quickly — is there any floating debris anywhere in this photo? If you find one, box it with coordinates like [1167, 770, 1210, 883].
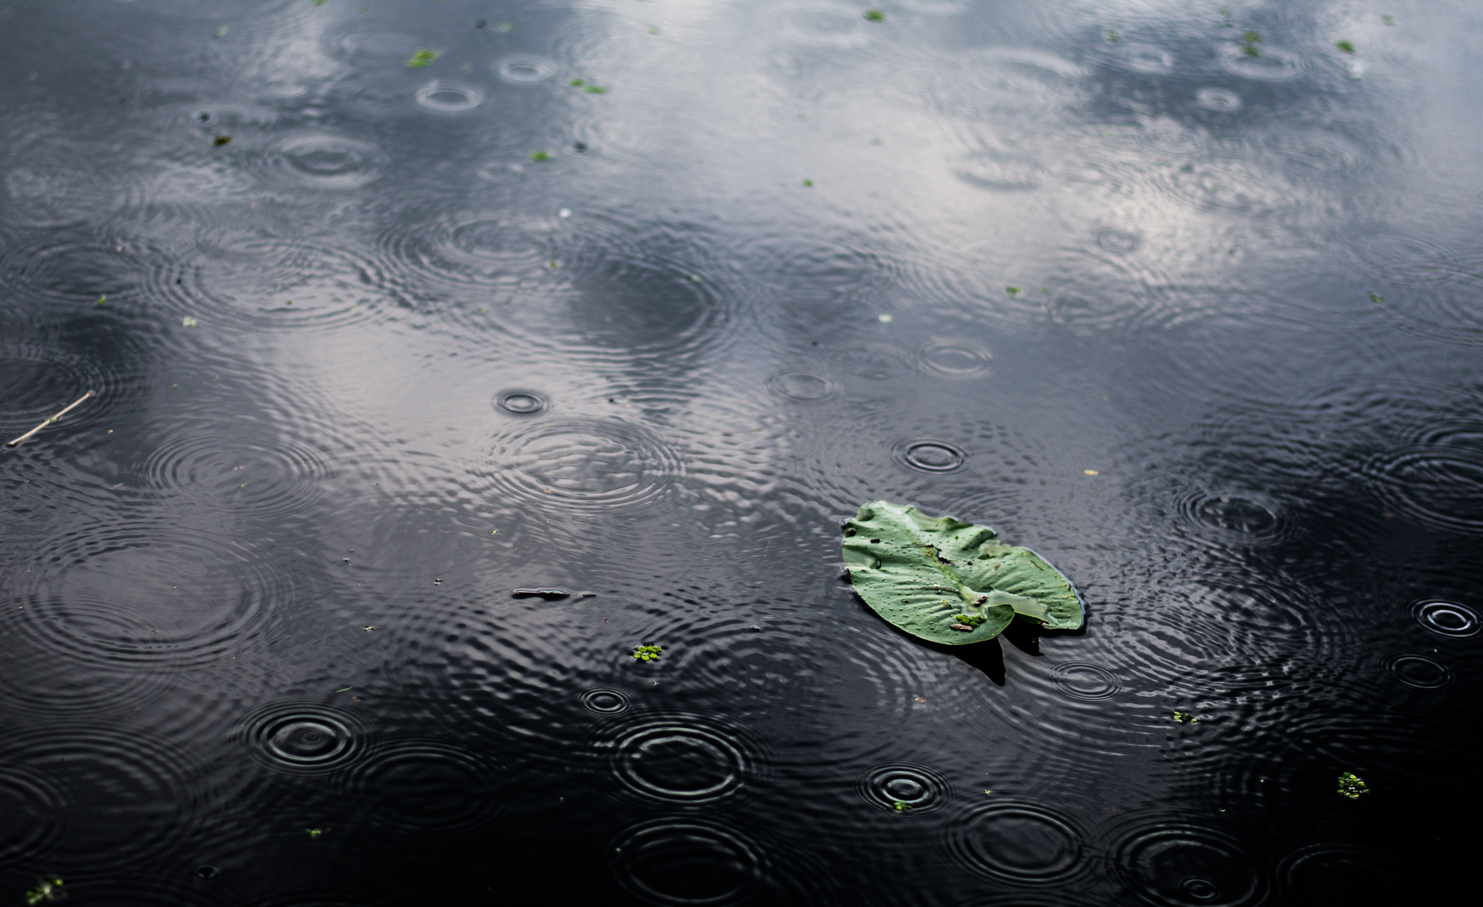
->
[7, 391, 96, 448]
[1105, 31, 1120, 43]
[1337, 772, 1369, 799]
[1369, 292, 1384, 304]
[1241, 31, 1261, 57]
[1383, 16, 1396, 27]
[803, 179, 814, 187]
[213, 26, 229, 38]
[95, 295, 106, 305]
[406, 49, 438, 69]
[632, 644, 663, 662]
[892, 800, 912, 810]
[306, 827, 326, 838]
[513, 588, 571, 599]
[25, 878, 65, 906]
[529, 150, 550, 162]
[182, 316, 199, 327]
[865, 9, 884, 22]
[213, 135, 232, 146]
[1172, 710, 1199, 724]
[1084, 469, 1100, 476]
[1335, 40, 1355, 54]
[497, 22, 514, 32]
[1006, 286, 1023, 297]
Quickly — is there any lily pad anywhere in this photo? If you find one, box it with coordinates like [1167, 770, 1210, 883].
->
[841, 501, 1083, 645]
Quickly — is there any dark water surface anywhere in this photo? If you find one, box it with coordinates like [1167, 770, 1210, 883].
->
[1, 0, 1480, 904]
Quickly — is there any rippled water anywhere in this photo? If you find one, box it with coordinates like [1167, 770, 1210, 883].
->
[1, 1, 1478, 904]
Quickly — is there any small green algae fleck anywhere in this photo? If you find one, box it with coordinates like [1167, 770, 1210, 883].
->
[632, 644, 664, 662]
[1369, 292, 1384, 304]
[803, 179, 814, 187]
[213, 135, 232, 146]
[1006, 286, 1023, 297]
[1172, 710, 1199, 724]
[182, 316, 199, 328]
[307, 827, 326, 838]
[1105, 31, 1120, 43]
[1241, 31, 1261, 57]
[25, 878, 65, 906]
[1383, 16, 1396, 27]
[214, 26, 229, 38]
[569, 78, 585, 87]
[406, 49, 438, 69]
[1335, 40, 1355, 54]
[1337, 772, 1369, 799]
[95, 294, 106, 305]
[865, 10, 884, 23]
[529, 150, 550, 162]
[892, 800, 912, 810]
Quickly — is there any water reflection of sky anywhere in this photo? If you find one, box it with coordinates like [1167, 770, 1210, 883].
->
[0, 1, 1478, 904]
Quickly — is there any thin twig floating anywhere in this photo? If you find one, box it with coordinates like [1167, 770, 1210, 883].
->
[7, 391, 95, 448]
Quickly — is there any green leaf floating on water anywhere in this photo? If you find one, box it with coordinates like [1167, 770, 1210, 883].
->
[842, 501, 1083, 645]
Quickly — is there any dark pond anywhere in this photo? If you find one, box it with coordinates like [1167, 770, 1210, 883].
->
[1, 0, 1479, 904]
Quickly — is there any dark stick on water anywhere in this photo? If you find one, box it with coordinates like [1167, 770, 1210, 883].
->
[7, 391, 96, 447]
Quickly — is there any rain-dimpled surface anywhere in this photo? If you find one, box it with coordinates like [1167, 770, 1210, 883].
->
[0, 1, 1478, 904]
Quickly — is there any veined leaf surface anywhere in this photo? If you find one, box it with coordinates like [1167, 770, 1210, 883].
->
[841, 501, 1083, 645]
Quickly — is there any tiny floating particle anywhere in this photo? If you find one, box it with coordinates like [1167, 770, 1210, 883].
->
[24, 877, 65, 906]
[1084, 469, 1100, 476]
[529, 150, 550, 162]
[406, 49, 438, 69]
[214, 26, 229, 38]
[1337, 771, 1369, 799]
[865, 9, 884, 22]
[632, 644, 664, 662]
[1172, 710, 1199, 724]
[213, 135, 232, 146]
[1335, 40, 1355, 54]
[1006, 286, 1023, 297]
[181, 316, 199, 327]
[892, 800, 911, 810]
